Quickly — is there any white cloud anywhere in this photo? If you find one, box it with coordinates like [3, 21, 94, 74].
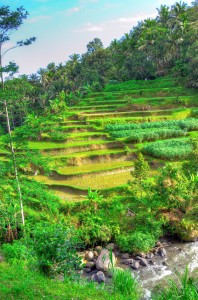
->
[67, 7, 80, 14]
[117, 13, 156, 24]
[73, 12, 157, 34]
[73, 22, 103, 32]
[27, 15, 51, 23]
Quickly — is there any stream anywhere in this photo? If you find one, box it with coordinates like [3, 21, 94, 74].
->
[118, 238, 198, 299]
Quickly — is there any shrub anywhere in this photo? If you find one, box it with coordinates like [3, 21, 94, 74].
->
[116, 231, 156, 253]
[1, 240, 32, 264]
[175, 219, 198, 242]
[32, 222, 82, 276]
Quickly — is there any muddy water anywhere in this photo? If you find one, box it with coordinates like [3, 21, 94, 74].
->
[118, 239, 198, 299]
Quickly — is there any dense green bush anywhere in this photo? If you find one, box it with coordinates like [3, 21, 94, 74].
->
[32, 222, 82, 276]
[116, 231, 156, 253]
[1, 240, 32, 264]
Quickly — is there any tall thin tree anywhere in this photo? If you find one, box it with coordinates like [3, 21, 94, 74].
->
[0, 6, 36, 226]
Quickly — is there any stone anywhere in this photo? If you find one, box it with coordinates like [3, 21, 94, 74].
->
[131, 261, 140, 269]
[149, 259, 155, 265]
[106, 243, 115, 251]
[85, 251, 94, 261]
[122, 258, 134, 265]
[95, 246, 102, 253]
[139, 258, 148, 266]
[96, 249, 116, 272]
[158, 247, 167, 257]
[84, 267, 92, 273]
[93, 271, 106, 283]
[93, 251, 98, 257]
[146, 253, 154, 259]
[156, 241, 162, 247]
[137, 252, 146, 258]
[135, 256, 142, 260]
[86, 261, 96, 269]
[121, 253, 130, 259]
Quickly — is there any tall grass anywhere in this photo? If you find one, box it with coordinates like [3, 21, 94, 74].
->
[112, 268, 141, 300]
[143, 138, 193, 160]
[153, 267, 198, 300]
[106, 118, 198, 132]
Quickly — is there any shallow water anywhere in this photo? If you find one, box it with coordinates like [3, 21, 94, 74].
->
[118, 239, 198, 299]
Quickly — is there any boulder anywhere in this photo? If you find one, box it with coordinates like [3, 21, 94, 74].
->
[85, 251, 94, 261]
[121, 253, 130, 259]
[158, 247, 167, 257]
[137, 252, 146, 258]
[93, 251, 99, 257]
[149, 259, 155, 265]
[139, 258, 148, 266]
[92, 271, 106, 283]
[96, 249, 116, 271]
[131, 261, 140, 269]
[86, 261, 96, 269]
[84, 267, 92, 273]
[146, 253, 154, 259]
[106, 243, 115, 251]
[95, 246, 102, 254]
[156, 241, 162, 247]
[122, 258, 134, 265]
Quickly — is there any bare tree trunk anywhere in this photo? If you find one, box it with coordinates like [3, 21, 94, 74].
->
[4, 100, 25, 226]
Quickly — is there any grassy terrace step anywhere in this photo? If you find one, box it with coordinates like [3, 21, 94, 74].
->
[104, 78, 176, 92]
[89, 86, 183, 100]
[28, 139, 113, 150]
[88, 113, 194, 127]
[34, 169, 132, 189]
[52, 165, 134, 180]
[88, 89, 195, 103]
[68, 132, 109, 139]
[127, 95, 198, 108]
[83, 99, 128, 106]
[50, 148, 126, 159]
[68, 104, 123, 110]
[61, 124, 95, 130]
[82, 108, 193, 120]
[42, 141, 123, 155]
[55, 161, 134, 176]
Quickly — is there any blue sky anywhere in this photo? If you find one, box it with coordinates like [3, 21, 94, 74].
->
[1, 0, 193, 75]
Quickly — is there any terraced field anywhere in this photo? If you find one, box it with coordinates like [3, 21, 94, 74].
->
[1, 77, 198, 200]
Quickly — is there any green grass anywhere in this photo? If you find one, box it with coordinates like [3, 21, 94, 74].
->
[153, 267, 198, 300]
[104, 77, 176, 92]
[142, 138, 193, 160]
[0, 262, 130, 300]
[35, 169, 132, 189]
[57, 161, 133, 175]
[29, 140, 113, 150]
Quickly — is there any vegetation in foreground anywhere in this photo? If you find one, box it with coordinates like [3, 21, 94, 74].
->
[0, 2, 198, 299]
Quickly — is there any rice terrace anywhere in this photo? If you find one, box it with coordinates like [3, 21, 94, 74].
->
[0, 1, 198, 300]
